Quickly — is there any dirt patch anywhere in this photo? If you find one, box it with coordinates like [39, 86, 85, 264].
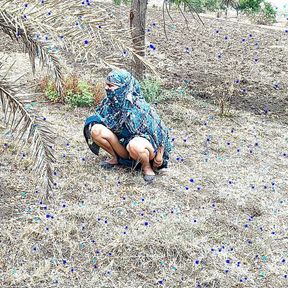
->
[143, 10, 288, 124]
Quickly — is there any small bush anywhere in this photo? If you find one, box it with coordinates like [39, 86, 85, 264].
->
[38, 74, 105, 107]
[261, 1, 277, 24]
[187, 0, 205, 13]
[46, 87, 59, 102]
[203, 0, 221, 12]
[239, 0, 262, 12]
[38, 75, 58, 102]
[88, 82, 106, 105]
[66, 90, 94, 107]
[245, 1, 276, 25]
[140, 76, 162, 103]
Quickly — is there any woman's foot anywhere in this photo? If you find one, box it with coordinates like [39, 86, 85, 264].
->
[142, 163, 156, 176]
[152, 146, 164, 170]
[106, 157, 118, 165]
[99, 157, 118, 170]
[142, 163, 156, 183]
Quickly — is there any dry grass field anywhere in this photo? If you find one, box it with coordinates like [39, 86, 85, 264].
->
[1, 1, 288, 287]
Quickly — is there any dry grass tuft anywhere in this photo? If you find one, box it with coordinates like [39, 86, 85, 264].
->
[1, 88, 287, 287]
[90, 81, 106, 106]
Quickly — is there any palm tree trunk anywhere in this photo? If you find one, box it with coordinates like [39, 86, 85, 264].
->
[130, 0, 148, 80]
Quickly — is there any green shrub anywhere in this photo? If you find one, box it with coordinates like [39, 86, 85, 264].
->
[187, 0, 205, 13]
[203, 0, 221, 12]
[65, 81, 94, 107]
[261, 1, 277, 23]
[45, 84, 59, 102]
[244, 1, 277, 25]
[239, 0, 262, 12]
[40, 75, 96, 107]
[140, 76, 162, 103]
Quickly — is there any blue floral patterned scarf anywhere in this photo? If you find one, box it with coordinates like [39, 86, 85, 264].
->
[83, 69, 173, 169]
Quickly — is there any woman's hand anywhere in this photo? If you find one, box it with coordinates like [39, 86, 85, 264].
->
[152, 145, 165, 169]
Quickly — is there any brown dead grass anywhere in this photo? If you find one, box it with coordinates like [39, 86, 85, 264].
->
[1, 88, 288, 287]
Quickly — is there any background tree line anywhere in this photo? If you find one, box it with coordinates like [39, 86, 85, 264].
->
[115, 0, 277, 24]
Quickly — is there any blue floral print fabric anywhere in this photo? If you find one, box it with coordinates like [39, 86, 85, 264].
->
[83, 69, 173, 169]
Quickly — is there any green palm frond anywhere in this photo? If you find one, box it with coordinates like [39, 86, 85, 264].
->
[0, 64, 56, 198]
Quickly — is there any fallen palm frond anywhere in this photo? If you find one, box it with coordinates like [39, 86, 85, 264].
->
[0, 8, 65, 99]
[0, 0, 159, 92]
[0, 0, 160, 197]
[0, 63, 55, 198]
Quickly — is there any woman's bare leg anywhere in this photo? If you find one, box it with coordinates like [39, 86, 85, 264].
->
[126, 137, 155, 176]
[152, 145, 164, 169]
[91, 124, 129, 164]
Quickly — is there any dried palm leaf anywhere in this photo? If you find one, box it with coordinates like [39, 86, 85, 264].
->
[0, 0, 159, 85]
[0, 8, 65, 99]
[0, 72, 55, 198]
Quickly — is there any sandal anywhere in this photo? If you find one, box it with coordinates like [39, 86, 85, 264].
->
[99, 161, 118, 170]
[143, 174, 155, 183]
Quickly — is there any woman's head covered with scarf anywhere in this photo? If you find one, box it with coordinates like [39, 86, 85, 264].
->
[105, 69, 144, 108]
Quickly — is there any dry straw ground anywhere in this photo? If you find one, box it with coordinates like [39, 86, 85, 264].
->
[1, 2, 288, 288]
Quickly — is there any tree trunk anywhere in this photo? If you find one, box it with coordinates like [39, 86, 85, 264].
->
[129, 0, 148, 80]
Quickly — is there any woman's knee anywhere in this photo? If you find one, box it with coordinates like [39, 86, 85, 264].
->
[127, 137, 143, 152]
[127, 137, 154, 160]
[91, 124, 112, 140]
